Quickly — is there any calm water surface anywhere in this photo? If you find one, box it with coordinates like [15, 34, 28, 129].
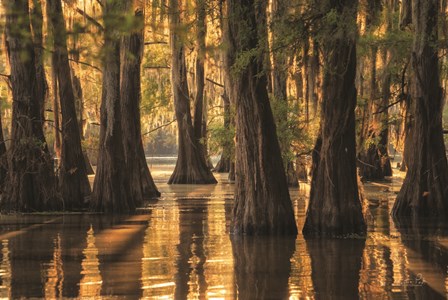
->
[0, 164, 447, 299]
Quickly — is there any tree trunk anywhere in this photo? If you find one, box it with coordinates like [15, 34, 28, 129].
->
[392, 0, 448, 218]
[2, 0, 61, 212]
[168, 0, 217, 184]
[400, 0, 412, 28]
[214, 3, 233, 174]
[358, 45, 386, 181]
[294, 53, 308, 182]
[214, 90, 232, 173]
[228, 161, 235, 182]
[51, 57, 62, 160]
[377, 0, 397, 178]
[303, 0, 366, 237]
[193, 0, 207, 158]
[225, 0, 297, 235]
[71, 71, 85, 139]
[358, 0, 388, 181]
[272, 0, 299, 187]
[378, 48, 393, 177]
[303, 39, 310, 124]
[91, 0, 134, 213]
[0, 108, 7, 189]
[294, 52, 304, 103]
[47, 0, 92, 210]
[309, 39, 319, 116]
[120, 5, 160, 203]
[30, 0, 47, 122]
[70, 50, 94, 175]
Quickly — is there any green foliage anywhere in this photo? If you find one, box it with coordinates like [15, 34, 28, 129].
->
[270, 96, 316, 166]
[314, 6, 358, 46]
[358, 28, 412, 59]
[208, 120, 235, 159]
[231, 48, 260, 76]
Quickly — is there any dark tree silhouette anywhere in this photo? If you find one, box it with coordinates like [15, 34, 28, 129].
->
[2, 0, 61, 212]
[120, 2, 160, 203]
[357, 0, 392, 181]
[225, 0, 297, 235]
[307, 238, 365, 299]
[303, 0, 366, 236]
[232, 236, 295, 299]
[271, 0, 299, 187]
[91, 0, 134, 212]
[30, 0, 47, 122]
[392, 0, 448, 218]
[47, 0, 92, 210]
[0, 109, 6, 189]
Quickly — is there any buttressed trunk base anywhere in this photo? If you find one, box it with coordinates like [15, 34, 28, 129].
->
[226, 0, 297, 235]
[302, 0, 366, 237]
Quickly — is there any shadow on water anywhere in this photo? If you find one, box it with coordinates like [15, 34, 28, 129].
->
[90, 214, 149, 298]
[0, 214, 150, 298]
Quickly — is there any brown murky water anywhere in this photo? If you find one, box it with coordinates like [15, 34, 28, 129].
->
[0, 164, 447, 299]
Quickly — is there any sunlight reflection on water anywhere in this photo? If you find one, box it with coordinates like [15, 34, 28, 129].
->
[0, 163, 446, 298]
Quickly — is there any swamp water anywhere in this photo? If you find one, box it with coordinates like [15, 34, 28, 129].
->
[0, 162, 447, 299]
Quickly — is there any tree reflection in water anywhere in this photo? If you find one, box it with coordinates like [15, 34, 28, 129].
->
[2, 177, 448, 298]
[231, 235, 296, 299]
[9, 216, 62, 298]
[393, 217, 448, 299]
[0, 240, 11, 299]
[79, 224, 101, 298]
[306, 237, 365, 299]
[174, 198, 208, 299]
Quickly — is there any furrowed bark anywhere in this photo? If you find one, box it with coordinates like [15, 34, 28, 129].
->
[91, 0, 135, 213]
[168, 0, 217, 184]
[303, 0, 366, 237]
[225, 0, 297, 235]
[2, 0, 61, 212]
[392, 0, 448, 218]
[47, 0, 92, 210]
[121, 3, 160, 202]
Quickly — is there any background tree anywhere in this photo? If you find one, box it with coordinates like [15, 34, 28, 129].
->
[225, 0, 297, 235]
[213, 0, 234, 175]
[357, 0, 393, 181]
[167, 0, 217, 184]
[193, 0, 207, 161]
[91, 0, 134, 212]
[303, 0, 366, 236]
[2, 0, 61, 212]
[0, 109, 6, 189]
[47, 0, 92, 210]
[30, 0, 47, 122]
[51, 50, 62, 160]
[271, 0, 299, 187]
[392, 0, 448, 218]
[120, 1, 160, 202]
[357, 0, 386, 181]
